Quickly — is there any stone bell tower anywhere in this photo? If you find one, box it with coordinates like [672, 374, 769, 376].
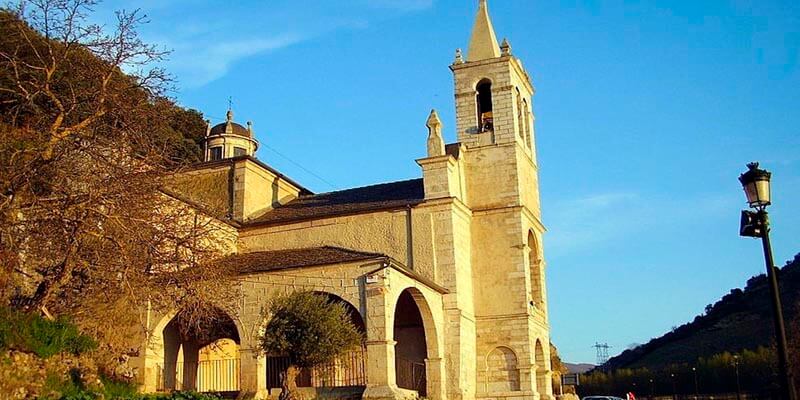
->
[452, 1, 552, 398]
[451, 0, 537, 163]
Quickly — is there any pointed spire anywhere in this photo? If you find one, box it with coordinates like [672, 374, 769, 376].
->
[426, 109, 445, 157]
[467, 0, 501, 61]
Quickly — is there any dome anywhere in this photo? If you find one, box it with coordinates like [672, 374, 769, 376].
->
[208, 108, 253, 138]
[209, 121, 252, 138]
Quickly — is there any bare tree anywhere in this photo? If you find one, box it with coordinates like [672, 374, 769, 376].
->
[0, 0, 239, 370]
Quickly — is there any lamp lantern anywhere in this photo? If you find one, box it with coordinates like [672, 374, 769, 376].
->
[738, 162, 771, 209]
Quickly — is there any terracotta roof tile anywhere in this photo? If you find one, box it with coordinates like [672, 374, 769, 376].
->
[245, 178, 424, 226]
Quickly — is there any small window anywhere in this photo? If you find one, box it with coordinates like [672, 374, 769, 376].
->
[209, 146, 223, 161]
[233, 147, 247, 157]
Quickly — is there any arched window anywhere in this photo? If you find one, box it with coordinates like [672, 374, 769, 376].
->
[476, 79, 493, 132]
[523, 99, 532, 149]
[528, 231, 543, 308]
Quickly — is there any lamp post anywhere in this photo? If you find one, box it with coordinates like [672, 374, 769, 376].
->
[738, 162, 797, 400]
[692, 367, 699, 399]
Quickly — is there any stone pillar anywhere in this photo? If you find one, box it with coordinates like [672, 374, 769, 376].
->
[426, 357, 446, 400]
[240, 348, 268, 399]
[161, 329, 180, 391]
[362, 271, 404, 400]
[182, 342, 200, 391]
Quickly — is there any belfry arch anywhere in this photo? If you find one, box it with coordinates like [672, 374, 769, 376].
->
[476, 78, 494, 132]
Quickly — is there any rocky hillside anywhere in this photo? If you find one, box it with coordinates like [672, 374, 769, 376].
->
[604, 253, 800, 370]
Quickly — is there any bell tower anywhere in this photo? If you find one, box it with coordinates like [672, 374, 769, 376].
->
[451, 0, 536, 161]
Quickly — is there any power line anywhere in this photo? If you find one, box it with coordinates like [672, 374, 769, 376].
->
[203, 113, 338, 191]
[260, 142, 337, 191]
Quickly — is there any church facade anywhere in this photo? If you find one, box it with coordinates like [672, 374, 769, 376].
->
[134, 2, 553, 399]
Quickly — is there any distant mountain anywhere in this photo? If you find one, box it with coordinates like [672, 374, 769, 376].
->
[565, 363, 595, 373]
[604, 253, 800, 370]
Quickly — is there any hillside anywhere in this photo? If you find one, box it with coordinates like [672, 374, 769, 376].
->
[604, 253, 800, 370]
[565, 363, 595, 374]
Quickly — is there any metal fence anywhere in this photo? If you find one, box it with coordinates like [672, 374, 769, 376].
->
[157, 358, 240, 392]
[396, 356, 426, 395]
[266, 347, 367, 389]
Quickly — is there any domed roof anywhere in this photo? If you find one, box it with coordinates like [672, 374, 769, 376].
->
[209, 121, 251, 138]
[208, 109, 253, 138]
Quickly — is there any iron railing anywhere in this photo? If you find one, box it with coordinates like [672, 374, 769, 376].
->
[266, 347, 367, 389]
[396, 356, 426, 395]
[157, 358, 240, 392]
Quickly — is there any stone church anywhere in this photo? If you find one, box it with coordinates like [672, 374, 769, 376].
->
[133, 1, 553, 399]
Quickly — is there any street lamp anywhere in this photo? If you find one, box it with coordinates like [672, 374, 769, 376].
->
[692, 367, 699, 399]
[738, 162, 797, 400]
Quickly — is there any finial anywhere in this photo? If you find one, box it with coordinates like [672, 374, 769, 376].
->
[454, 48, 464, 64]
[426, 109, 445, 157]
[247, 121, 253, 134]
[226, 109, 233, 122]
[500, 38, 511, 56]
[205, 119, 211, 137]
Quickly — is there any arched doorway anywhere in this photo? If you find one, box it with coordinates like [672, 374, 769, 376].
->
[160, 307, 241, 393]
[393, 288, 430, 396]
[264, 292, 367, 390]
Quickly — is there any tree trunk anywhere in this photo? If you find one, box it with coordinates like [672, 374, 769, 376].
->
[279, 364, 301, 400]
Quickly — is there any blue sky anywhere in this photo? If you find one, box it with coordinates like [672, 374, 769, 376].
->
[95, 0, 799, 364]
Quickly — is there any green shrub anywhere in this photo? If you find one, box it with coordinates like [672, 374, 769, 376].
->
[0, 306, 96, 358]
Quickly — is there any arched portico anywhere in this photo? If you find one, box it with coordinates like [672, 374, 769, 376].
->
[262, 291, 367, 391]
[392, 286, 442, 399]
[145, 306, 242, 394]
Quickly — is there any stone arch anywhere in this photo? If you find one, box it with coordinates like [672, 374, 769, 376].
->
[261, 290, 367, 390]
[534, 339, 549, 395]
[310, 290, 366, 333]
[392, 287, 440, 396]
[156, 306, 242, 392]
[528, 230, 544, 308]
[486, 346, 521, 392]
[476, 78, 494, 132]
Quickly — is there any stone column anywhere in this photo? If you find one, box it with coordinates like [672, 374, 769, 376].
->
[239, 348, 268, 399]
[362, 271, 403, 400]
[426, 357, 446, 400]
[182, 342, 200, 391]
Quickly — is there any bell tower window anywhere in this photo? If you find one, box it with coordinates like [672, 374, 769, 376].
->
[476, 79, 493, 132]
